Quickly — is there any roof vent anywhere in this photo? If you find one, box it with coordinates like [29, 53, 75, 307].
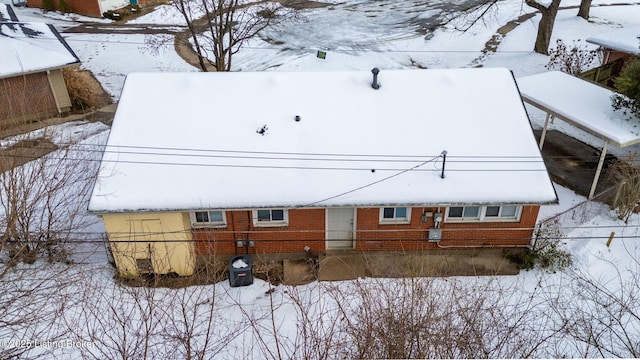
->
[371, 68, 380, 90]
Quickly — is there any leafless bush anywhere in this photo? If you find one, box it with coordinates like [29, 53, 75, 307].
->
[0, 262, 84, 359]
[157, 263, 242, 360]
[0, 130, 102, 266]
[546, 39, 599, 75]
[326, 276, 557, 359]
[609, 159, 640, 223]
[548, 251, 640, 357]
[61, 66, 111, 111]
[528, 219, 573, 272]
[281, 284, 344, 360]
[65, 272, 164, 360]
[65, 253, 245, 359]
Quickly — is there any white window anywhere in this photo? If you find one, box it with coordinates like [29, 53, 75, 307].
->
[191, 210, 227, 227]
[379, 207, 411, 224]
[446, 206, 521, 222]
[447, 206, 480, 220]
[253, 209, 288, 227]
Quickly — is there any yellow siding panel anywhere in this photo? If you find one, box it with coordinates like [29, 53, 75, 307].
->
[102, 212, 195, 277]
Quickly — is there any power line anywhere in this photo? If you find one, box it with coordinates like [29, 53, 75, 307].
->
[2, 142, 613, 164]
[3, 32, 539, 53]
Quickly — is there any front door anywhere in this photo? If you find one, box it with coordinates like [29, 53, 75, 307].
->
[326, 208, 355, 249]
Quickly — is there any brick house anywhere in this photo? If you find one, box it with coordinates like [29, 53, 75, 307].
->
[25, 0, 151, 17]
[88, 69, 558, 277]
[0, 13, 80, 126]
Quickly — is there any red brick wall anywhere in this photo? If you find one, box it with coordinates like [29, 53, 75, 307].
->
[605, 50, 631, 65]
[192, 206, 540, 255]
[356, 207, 433, 251]
[439, 206, 540, 248]
[0, 73, 57, 125]
[193, 209, 326, 256]
[27, 0, 102, 17]
[27, 0, 152, 17]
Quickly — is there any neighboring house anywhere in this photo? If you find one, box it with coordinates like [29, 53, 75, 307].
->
[0, 10, 80, 126]
[587, 26, 640, 65]
[25, 0, 149, 17]
[88, 68, 558, 277]
[584, 26, 640, 85]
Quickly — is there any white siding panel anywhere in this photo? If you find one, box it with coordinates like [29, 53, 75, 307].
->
[47, 69, 72, 112]
[99, 0, 129, 13]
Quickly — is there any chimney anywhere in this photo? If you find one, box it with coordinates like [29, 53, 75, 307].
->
[371, 68, 380, 90]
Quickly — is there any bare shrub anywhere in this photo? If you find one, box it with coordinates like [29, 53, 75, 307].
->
[65, 273, 164, 359]
[62, 66, 111, 112]
[546, 39, 599, 75]
[327, 276, 556, 359]
[530, 219, 573, 272]
[548, 253, 640, 357]
[0, 130, 102, 266]
[609, 159, 640, 223]
[0, 262, 85, 359]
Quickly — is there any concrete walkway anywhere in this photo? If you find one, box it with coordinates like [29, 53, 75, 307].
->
[317, 250, 521, 281]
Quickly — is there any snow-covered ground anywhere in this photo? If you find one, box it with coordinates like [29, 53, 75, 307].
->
[1, 0, 640, 358]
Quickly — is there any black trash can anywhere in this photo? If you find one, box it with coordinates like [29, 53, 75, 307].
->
[229, 255, 253, 287]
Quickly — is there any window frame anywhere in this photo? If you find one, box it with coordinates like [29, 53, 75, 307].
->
[252, 209, 289, 227]
[445, 205, 522, 222]
[379, 207, 412, 224]
[190, 210, 227, 228]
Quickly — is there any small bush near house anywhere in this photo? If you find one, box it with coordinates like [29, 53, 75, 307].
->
[608, 158, 640, 223]
[58, 0, 70, 14]
[546, 39, 599, 75]
[507, 219, 572, 272]
[612, 56, 640, 117]
[41, 0, 55, 12]
[62, 66, 111, 111]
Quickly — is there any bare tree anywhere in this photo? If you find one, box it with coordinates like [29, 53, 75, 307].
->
[577, 0, 592, 20]
[525, 0, 561, 55]
[549, 255, 640, 357]
[172, 0, 298, 71]
[0, 130, 102, 267]
[446, 0, 561, 55]
[0, 263, 83, 359]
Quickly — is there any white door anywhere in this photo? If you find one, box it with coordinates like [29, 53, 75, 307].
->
[326, 208, 354, 249]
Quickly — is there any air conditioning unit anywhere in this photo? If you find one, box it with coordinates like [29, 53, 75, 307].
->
[428, 228, 442, 243]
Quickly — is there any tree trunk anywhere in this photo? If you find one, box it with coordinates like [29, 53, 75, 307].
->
[577, 0, 592, 20]
[526, 0, 561, 55]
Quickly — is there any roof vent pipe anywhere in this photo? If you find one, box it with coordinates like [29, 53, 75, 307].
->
[371, 68, 380, 90]
[440, 150, 447, 179]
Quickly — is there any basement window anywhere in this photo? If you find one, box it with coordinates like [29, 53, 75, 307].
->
[253, 209, 288, 227]
[379, 207, 411, 224]
[191, 210, 227, 228]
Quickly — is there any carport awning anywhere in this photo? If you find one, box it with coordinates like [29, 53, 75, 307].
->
[517, 71, 640, 199]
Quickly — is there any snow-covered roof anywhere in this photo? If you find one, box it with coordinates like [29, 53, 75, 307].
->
[517, 71, 640, 147]
[586, 26, 640, 56]
[88, 69, 557, 213]
[0, 22, 80, 79]
[0, 4, 19, 22]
